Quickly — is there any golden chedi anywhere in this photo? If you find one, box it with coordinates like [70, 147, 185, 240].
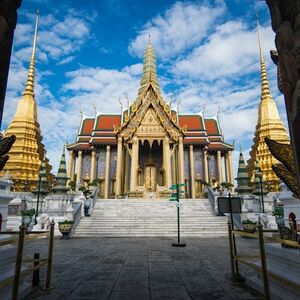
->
[1, 12, 53, 191]
[248, 19, 290, 192]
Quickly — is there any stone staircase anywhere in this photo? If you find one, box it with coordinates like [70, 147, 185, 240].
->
[74, 199, 228, 237]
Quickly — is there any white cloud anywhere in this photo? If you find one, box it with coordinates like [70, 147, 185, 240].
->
[129, 1, 226, 59]
[173, 21, 276, 79]
[13, 11, 91, 64]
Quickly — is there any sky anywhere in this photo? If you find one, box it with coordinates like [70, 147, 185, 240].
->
[2, 0, 289, 179]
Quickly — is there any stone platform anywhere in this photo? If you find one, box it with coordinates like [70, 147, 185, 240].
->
[23, 237, 263, 300]
[74, 199, 228, 237]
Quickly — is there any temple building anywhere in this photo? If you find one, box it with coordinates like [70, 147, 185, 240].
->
[67, 41, 234, 199]
[0, 13, 53, 191]
[247, 20, 290, 192]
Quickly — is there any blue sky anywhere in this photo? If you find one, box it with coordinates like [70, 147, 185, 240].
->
[2, 0, 288, 177]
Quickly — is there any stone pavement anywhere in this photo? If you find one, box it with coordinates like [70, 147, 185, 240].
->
[23, 237, 263, 300]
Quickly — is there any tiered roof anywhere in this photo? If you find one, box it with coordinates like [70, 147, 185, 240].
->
[68, 111, 233, 151]
[67, 40, 233, 152]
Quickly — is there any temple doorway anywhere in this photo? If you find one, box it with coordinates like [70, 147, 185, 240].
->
[145, 165, 156, 191]
[139, 140, 163, 193]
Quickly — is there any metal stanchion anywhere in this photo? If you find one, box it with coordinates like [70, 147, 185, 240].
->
[12, 224, 26, 300]
[32, 253, 40, 288]
[257, 222, 270, 300]
[45, 219, 55, 289]
[227, 221, 235, 279]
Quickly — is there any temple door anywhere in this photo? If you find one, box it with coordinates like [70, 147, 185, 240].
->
[145, 165, 156, 192]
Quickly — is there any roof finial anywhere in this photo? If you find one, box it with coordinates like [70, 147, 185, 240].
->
[23, 10, 39, 97]
[148, 34, 151, 45]
[138, 34, 160, 95]
[256, 13, 264, 64]
[256, 13, 271, 100]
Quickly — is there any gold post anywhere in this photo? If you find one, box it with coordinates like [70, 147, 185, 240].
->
[12, 225, 26, 300]
[115, 137, 123, 197]
[227, 221, 235, 280]
[45, 219, 55, 289]
[189, 145, 195, 198]
[203, 149, 208, 183]
[257, 222, 270, 300]
[76, 150, 83, 186]
[90, 150, 96, 183]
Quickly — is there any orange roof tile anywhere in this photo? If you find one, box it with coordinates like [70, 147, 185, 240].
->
[95, 115, 121, 131]
[179, 115, 204, 130]
[80, 118, 94, 135]
[205, 119, 220, 135]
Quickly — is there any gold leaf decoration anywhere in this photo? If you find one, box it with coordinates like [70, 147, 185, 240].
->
[265, 137, 294, 173]
[272, 164, 299, 197]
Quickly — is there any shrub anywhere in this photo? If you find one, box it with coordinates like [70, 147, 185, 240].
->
[20, 208, 35, 217]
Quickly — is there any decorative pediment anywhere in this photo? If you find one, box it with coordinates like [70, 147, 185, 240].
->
[116, 85, 184, 142]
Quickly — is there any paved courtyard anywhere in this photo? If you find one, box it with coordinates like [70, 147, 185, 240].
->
[23, 237, 263, 300]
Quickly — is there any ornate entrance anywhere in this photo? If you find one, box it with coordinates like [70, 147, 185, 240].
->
[145, 165, 156, 191]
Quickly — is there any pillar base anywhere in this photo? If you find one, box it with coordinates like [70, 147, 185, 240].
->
[172, 242, 186, 247]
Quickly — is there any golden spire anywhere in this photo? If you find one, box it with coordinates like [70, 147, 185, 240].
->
[138, 37, 160, 95]
[247, 15, 290, 192]
[23, 10, 39, 97]
[1, 10, 54, 191]
[257, 15, 271, 101]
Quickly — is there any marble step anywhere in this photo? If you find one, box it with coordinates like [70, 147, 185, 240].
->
[75, 232, 227, 237]
[75, 199, 228, 237]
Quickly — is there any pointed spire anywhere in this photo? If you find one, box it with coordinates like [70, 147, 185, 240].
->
[23, 10, 39, 97]
[257, 15, 271, 101]
[138, 38, 160, 95]
[32, 153, 50, 196]
[52, 144, 69, 194]
[235, 150, 251, 194]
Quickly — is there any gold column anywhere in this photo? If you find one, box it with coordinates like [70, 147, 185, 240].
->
[68, 150, 75, 182]
[189, 145, 195, 198]
[90, 150, 96, 183]
[163, 137, 171, 188]
[130, 137, 139, 192]
[124, 147, 130, 193]
[178, 136, 185, 196]
[224, 152, 230, 183]
[76, 150, 82, 186]
[115, 137, 123, 197]
[217, 150, 223, 184]
[171, 147, 176, 184]
[228, 151, 234, 185]
[104, 145, 111, 198]
[203, 149, 208, 183]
